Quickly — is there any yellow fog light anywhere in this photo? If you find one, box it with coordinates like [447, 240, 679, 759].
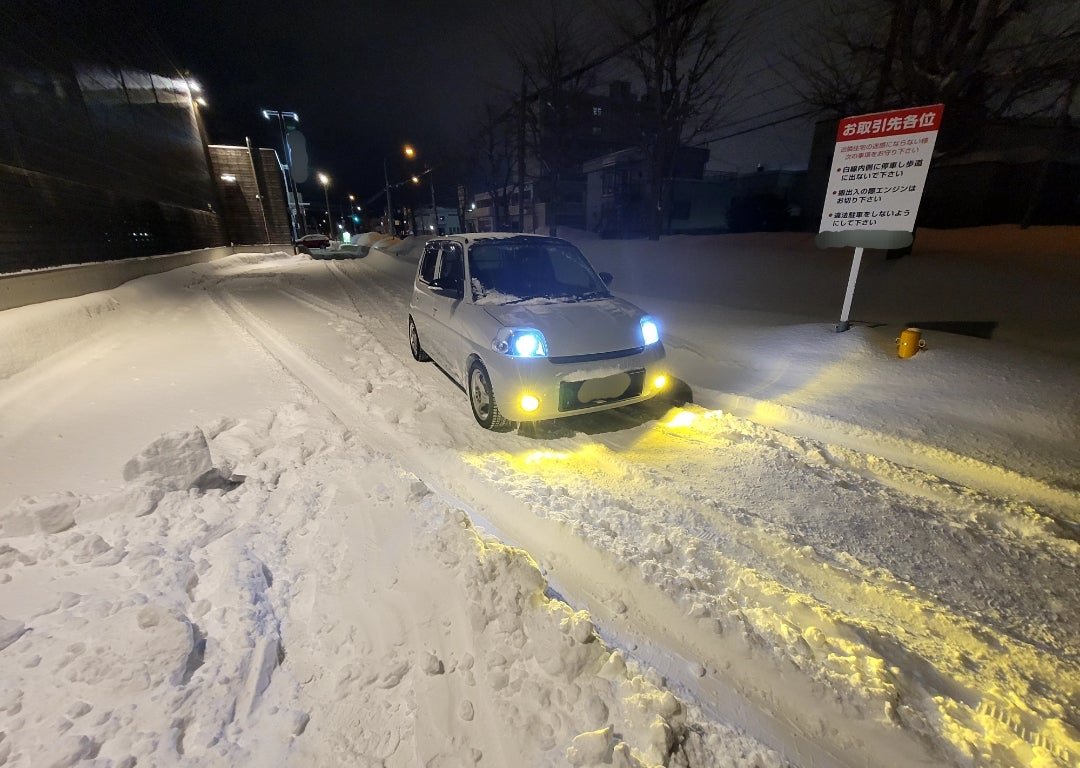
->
[653, 374, 669, 389]
[520, 394, 540, 413]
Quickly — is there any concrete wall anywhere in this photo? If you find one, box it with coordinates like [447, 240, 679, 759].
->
[0, 244, 292, 313]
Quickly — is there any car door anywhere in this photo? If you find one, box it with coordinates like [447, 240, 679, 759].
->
[431, 242, 468, 383]
[411, 241, 444, 363]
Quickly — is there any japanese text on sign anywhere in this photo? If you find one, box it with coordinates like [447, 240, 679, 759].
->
[819, 104, 943, 237]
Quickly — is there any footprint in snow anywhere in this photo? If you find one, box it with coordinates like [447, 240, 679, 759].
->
[377, 660, 410, 689]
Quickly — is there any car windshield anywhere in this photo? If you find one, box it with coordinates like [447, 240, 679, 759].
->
[468, 238, 610, 304]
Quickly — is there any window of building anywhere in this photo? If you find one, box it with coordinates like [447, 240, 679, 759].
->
[592, 126, 602, 136]
[602, 171, 616, 195]
[592, 106, 602, 117]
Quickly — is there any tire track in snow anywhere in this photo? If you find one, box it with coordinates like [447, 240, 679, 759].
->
[206, 259, 1077, 768]
[470, 412, 1078, 767]
[204, 276, 883, 768]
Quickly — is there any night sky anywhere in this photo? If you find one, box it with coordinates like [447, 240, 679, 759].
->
[132, 2, 509, 204]
[131, 0, 820, 209]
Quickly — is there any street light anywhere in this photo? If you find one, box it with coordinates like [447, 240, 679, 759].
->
[262, 109, 303, 238]
[409, 165, 439, 235]
[318, 172, 331, 238]
[383, 144, 418, 237]
[401, 144, 440, 235]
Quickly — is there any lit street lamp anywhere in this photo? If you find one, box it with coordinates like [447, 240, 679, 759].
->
[411, 167, 439, 234]
[262, 109, 304, 238]
[318, 173, 332, 237]
[402, 144, 439, 234]
[382, 144, 418, 237]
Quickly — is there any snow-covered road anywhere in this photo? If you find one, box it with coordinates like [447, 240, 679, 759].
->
[1, 234, 1077, 767]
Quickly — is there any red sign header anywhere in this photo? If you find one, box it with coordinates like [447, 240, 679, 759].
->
[836, 104, 944, 141]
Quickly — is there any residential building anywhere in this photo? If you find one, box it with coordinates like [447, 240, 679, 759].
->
[582, 146, 710, 236]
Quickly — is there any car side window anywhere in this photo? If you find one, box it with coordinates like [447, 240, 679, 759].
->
[437, 243, 464, 294]
[418, 242, 439, 284]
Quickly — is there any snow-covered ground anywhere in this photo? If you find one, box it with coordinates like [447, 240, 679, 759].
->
[0, 227, 1077, 767]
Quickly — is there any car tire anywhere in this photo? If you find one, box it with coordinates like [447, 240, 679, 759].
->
[468, 361, 512, 431]
[408, 316, 430, 362]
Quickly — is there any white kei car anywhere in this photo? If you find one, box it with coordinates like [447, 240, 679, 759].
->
[408, 233, 668, 430]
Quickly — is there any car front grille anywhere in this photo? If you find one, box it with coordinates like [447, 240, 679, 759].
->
[558, 369, 645, 412]
[549, 346, 645, 365]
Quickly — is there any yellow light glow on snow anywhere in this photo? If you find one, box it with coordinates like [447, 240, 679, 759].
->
[664, 410, 697, 429]
[751, 400, 788, 424]
[520, 449, 572, 466]
[464, 401, 1080, 767]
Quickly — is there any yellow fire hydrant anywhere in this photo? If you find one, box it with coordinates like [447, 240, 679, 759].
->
[896, 327, 926, 358]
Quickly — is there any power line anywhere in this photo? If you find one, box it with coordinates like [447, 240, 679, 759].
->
[697, 107, 823, 145]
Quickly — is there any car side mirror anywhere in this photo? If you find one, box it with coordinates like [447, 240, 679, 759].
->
[599, 271, 613, 285]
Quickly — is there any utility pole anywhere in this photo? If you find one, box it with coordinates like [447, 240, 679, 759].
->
[318, 173, 332, 238]
[384, 158, 394, 236]
[429, 170, 438, 234]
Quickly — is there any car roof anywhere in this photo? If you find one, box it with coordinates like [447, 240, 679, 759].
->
[435, 232, 568, 247]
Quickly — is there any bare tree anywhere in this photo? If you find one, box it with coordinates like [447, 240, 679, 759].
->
[496, 0, 606, 236]
[466, 102, 518, 231]
[796, 0, 1080, 152]
[606, 0, 741, 239]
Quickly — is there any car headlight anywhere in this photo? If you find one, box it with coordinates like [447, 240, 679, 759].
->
[640, 316, 660, 345]
[492, 328, 549, 358]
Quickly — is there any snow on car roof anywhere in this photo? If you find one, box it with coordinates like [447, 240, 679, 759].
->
[440, 232, 562, 246]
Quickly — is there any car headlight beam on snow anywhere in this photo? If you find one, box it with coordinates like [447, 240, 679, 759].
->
[492, 328, 549, 358]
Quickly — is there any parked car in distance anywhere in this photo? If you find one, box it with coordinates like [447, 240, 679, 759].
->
[408, 233, 667, 430]
[295, 233, 331, 254]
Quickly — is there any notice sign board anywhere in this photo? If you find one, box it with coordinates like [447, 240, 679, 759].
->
[818, 104, 943, 250]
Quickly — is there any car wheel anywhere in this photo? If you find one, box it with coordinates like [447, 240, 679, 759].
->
[408, 316, 430, 362]
[468, 361, 512, 431]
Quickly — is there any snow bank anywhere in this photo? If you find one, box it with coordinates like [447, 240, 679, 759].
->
[373, 234, 432, 264]
[0, 293, 123, 380]
[0, 251, 294, 380]
[0, 404, 782, 767]
[562, 225, 1080, 356]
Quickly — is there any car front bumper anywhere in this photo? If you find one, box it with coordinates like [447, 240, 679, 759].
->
[484, 343, 667, 422]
